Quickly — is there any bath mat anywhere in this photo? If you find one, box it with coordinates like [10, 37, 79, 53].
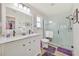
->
[43, 46, 56, 53]
[42, 52, 55, 56]
[57, 47, 73, 56]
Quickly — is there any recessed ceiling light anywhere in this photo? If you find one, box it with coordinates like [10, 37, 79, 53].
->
[49, 21, 53, 23]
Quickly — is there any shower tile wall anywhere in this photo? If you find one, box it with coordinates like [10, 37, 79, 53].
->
[44, 12, 73, 50]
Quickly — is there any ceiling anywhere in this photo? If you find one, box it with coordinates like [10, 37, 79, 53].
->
[29, 3, 73, 16]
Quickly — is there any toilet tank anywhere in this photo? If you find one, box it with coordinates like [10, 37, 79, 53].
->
[45, 31, 53, 38]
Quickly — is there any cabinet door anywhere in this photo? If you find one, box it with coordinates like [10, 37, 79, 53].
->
[3, 38, 30, 56]
[30, 36, 42, 56]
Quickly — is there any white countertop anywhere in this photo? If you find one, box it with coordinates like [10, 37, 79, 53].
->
[0, 33, 41, 44]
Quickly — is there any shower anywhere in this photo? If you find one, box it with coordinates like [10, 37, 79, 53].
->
[43, 13, 73, 50]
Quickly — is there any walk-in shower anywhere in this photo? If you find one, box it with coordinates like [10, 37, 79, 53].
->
[43, 6, 79, 52]
[43, 13, 73, 50]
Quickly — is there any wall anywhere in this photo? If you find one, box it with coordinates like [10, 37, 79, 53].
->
[1, 4, 6, 36]
[25, 3, 46, 34]
[0, 4, 2, 35]
[73, 4, 79, 56]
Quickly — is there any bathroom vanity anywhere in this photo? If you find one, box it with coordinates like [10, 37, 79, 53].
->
[0, 33, 42, 56]
[0, 3, 43, 56]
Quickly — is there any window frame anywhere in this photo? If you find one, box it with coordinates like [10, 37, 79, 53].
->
[36, 16, 42, 28]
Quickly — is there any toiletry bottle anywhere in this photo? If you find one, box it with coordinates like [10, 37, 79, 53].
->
[13, 30, 15, 36]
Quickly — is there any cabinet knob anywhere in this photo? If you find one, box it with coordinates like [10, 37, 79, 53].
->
[29, 49, 31, 51]
[22, 44, 26, 46]
[28, 42, 31, 44]
[33, 40, 35, 42]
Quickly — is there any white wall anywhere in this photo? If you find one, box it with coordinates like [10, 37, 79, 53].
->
[0, 4, 2, 35]
[73, 4, 79, 56]
[1, 4, 6, 36]
[26, 3, 46, 34]
[73, 23, 79, 55]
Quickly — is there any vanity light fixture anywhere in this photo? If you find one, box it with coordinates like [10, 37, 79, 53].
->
[18, 3, 23, 9]
[27, 7, 31, 13]
[13, 3, 18, 7]
[23, 6, 27, 10]
[13, 3, 31, 15]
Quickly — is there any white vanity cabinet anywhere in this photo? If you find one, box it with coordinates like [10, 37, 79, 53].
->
[30, 36, 42, 55]
[0, 34, 42, 56]
[2, 39, 29, 56]
[0, 4, 42, 56]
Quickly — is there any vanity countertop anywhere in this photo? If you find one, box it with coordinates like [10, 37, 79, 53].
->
[0, 33, 41, 44]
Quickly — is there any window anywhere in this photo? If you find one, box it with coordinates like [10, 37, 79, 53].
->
[37, 23, 41, 27]
[36, 16, 41, 28]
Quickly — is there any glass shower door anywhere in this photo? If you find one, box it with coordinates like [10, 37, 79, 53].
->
[58, 24, 73, 50]
[44, 19, 73, 50]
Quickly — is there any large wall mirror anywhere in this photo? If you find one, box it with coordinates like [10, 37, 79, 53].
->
[5, 5, 32, 37]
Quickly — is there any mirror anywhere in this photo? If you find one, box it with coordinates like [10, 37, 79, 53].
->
[6, 7, 32, 37]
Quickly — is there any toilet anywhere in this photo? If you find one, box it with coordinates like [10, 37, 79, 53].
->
[41, 38, 49, 48]
[41, 31, 53, 48]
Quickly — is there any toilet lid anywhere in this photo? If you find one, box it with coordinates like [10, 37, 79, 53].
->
[41, 39, 49, 42]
